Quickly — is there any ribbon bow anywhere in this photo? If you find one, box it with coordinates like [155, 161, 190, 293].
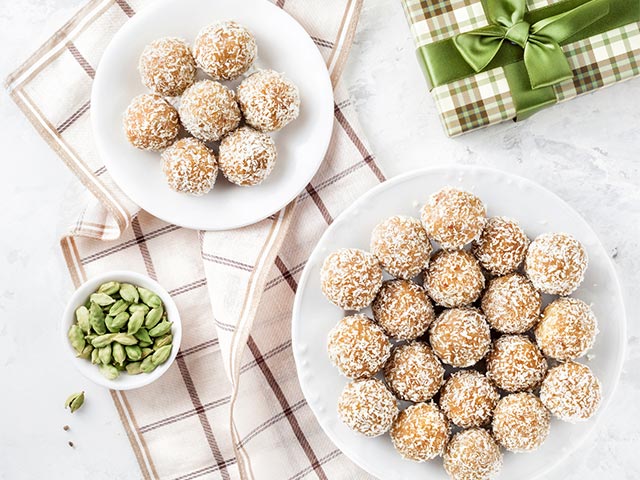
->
[454, 0, 610, 89]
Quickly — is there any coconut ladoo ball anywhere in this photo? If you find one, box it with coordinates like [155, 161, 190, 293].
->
[123, 94, 179, 150]
[429, 308, 491, 368]
[472, 216, 529, 275]
[481, 273, 541, 334]
[391, 403, 450, 461]
[421, 187, 486, 250]
[218, 127, 277, 186]
[320, 248, 383, 311]
[525, 232, 588, 295]
[540, 361, 602, 422]
[443, 428, 503, 480]
[237, 69, 300, 132]
[370, 216, 432, 279]
[179, 80, 241, 142]
[161, 138, 217, 195]
[486, 335, 548, 393]
[440, 371, 500, 429]
[372, 280, 435, 340]
[327, 314, 391, 379]
[337, 378, 398, 437]
[535, 297, 598, 361]
[138, 37, 196, 97]
[492, 393, 550, 452]
[192, 21, 257, 80]
[424, 250, 485, 308]
[384, 342, 444, 403]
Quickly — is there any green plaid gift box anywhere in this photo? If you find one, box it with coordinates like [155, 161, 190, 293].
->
[402, 0, 640, 137]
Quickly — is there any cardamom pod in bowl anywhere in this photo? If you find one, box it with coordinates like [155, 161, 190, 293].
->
[61, 270, 182, 390]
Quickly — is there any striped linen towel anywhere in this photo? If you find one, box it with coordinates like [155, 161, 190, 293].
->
[6, 0, 384, 478]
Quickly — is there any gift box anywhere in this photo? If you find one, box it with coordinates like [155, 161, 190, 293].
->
[402, 0, 640, 136]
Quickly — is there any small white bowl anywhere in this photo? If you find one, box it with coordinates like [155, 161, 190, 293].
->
[61, 270, 182, 390]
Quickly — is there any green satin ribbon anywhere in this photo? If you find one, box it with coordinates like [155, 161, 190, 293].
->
[416, 0, 640, 120]
[454, 0, 610, 89]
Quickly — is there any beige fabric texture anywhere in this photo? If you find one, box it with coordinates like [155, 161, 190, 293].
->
[6, 0, 384, 478]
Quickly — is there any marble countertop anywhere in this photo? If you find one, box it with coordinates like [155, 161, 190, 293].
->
[1, 0, 639, 479]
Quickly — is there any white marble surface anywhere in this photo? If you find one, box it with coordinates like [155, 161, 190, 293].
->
[1, 0, 639, 479]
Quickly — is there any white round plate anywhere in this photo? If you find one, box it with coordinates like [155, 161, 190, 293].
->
[292, 166, 626, 480]
[91, 0, 333, 230]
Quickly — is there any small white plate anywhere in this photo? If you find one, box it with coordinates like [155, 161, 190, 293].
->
[91, 0, 333, 230]
[292, 166, 626, 480]
[61, 271, 182, 390]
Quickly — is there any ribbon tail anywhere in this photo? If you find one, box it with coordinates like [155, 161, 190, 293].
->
[524, 39, 573, 89]
[531, 0, 610, 43]
[453, 24, 507, 72]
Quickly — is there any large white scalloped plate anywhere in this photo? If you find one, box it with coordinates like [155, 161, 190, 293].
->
[91, 0, 333, 230]
[292, 166, 626, 480]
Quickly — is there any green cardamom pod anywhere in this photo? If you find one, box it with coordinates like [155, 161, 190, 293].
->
[99, 364, 119, 380]
[98, 281, 120, 295]
[90, 292, 116, 306]
[99, 344, 112, 365]
[113, 333, 138, 346]
[138, 287, 162, 308]
[91, 347, 100, 364]
[89, 302, 107, 335]
[91, 333, 117, 348]
[64, 391, 85, 413]
[75, 306, 91, 334]
[112, 342, 126, 366]
[127, 310, 145, 335]
[76, 344, 94, 360]
[154, 334, 173, 349]
[129, 303, 150, 315]
[126, 362, 143, 375]
[144, 306, 163, 329]
[140, 355, 157, 373]
[67, 324, 86, 354]
[108, 299, 129, 317]
[110, 311, 130, 332]
[134, 328, 152, 344]
[125, 345, 142, 361]
[152, 344, 172, 366]
[140, 347, 154, 359]
[119, 283, 140, 303]
[148, 320, 172, 338]
[84, 333, 97, 343]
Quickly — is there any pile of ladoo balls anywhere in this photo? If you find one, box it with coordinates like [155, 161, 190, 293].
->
[320, 186, 601, 480]
[123, 21, 300, 194]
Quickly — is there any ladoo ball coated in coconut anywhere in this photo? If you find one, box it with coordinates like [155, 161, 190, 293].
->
[429, 308, 491, 368]
[492, 393, 550, 452]
[237, 69, 300, 132]
[161, 138, 217, 195]
[390, 402, 450, 461]
[421, 187, 486, 250]
[372, 280, 435, 340]
[383, 342, 444, 403]
[439, 370, 499, 429]
[320, 249, 382, 311]
[444, 428, 503, 480]
[338, 378, 398, 437]
[218, 126, 276, 186]
[179, 80, 241, 142]
[327, 314, 391, 379]
[481, 273, 541, 334]
[525, 232, 588, 295]
[472, 216, 529, 275]
[123, 94, 179, 150]
[139, 37, 196, 96]
[193, 21, 257, 80]
[535, 297, 597, 361]
[424, 250, 485, 308]
[486, 335, 547, 393]
[540, 361, 601, 422]
[370, 215, 432, 279]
